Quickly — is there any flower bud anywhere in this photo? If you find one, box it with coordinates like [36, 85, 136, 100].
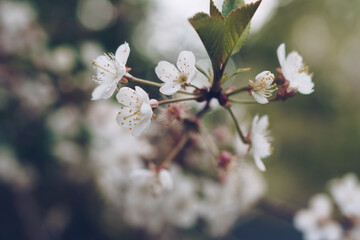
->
[218, 151, 232, 170]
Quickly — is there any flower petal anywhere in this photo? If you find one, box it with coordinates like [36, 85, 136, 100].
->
[91, 82, 117, 100]
[93, 55, 117, 80]
[159, 82, 181, 95]
[115, 42, 130, 65]
[252, 92, 269, 104]
[116, 107, 142, 128]
[177, 51, 196, 75]
[155, 61, 180, 83]
[116, 87, 141, 107]
[131, 117, 151, 136]
[135, 86, 150, 103]
[159, 169, 173, 191]
[254, 155, 266, 171]
[295, 73, 314, 95]
[277, 43, 286, 68]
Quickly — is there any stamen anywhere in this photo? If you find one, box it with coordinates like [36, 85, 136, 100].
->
[298, 65, 309, 73]
[123, 110, 140, 120]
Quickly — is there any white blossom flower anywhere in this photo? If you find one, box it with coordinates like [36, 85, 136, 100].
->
[131, 168, 174, 195]
[329, 173, 360, 218]
[91, 42, 130, 100]
[116, 86, 153, 136]
[249, 71, 276, 104]
[277, 43, 314, 94]
[155, 51, 196, 95]
[294, 194, 343, 240]
[250, 115, 272, 171]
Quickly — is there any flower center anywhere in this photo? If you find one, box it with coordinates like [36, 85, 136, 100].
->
[253, 78, 277, 98]
[177, 73, 188, 85]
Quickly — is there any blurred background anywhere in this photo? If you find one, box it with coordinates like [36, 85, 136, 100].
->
[0, 0, 359, 239]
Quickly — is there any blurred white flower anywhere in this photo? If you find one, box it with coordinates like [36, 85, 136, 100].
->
[249, 71, 276, 104]
[250, 115, 272, 171]
[329, 173, 360, 218]
[155, 51, 196, 95]
[0, 149, 34, 189]
[200, 162, 266, 237]
[116, 86, 153, 136]
[131, 168, 173, 196]
[47, 45, 77, 73]
[277, 43, 314, 94]
[91, 42, 130, 100]
[294, 194, 343, 240]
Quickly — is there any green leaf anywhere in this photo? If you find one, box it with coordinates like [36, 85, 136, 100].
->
[210, 0, 224, 22]
[189, 1, 261, 82]
[222, 0, 245, 17]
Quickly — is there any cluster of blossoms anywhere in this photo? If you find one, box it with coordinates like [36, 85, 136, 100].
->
[88, 0, 315, 236]
[85, 101, 265, 237]
[294, 173, 360, 240]
[90, 41, 314, 173]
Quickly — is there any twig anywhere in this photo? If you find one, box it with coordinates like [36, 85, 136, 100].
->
[162, 134, 190, 166]
[227, 107, 248, 144]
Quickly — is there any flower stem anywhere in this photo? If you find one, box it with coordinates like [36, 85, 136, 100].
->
[229, 98, 257, 104]
[196, 64, 211, 81]
[126, 74, 199, 96]
[227, 107, 248, 144]
[162, 134, 189, 166]
[226, 86, 249, 96]
[158, 97, 199, 105]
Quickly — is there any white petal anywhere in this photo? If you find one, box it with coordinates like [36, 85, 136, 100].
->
[155, 61, 180, 83]
[177, 51, 196, 75]
[159, 82, 181, 95]
[295, 74, 314, 95]
[159, 169, 173, 191]
[115, 42, 130, 65]
[140, 102, 152, 117]
[277, 43, 286, 67]
[251, 115, 259, 129]
[309, 194, 332, 218]
[91, 82, 117, 100]
[116, 107, 142, 128]
[254, 155, 266, 171]
[131, 117, 151, 136]
[252, 92, 268, 104]
[116, 87, 141, 107]
[93, 55, 117, 80]
[135, 86, 150, 102]
[257, 115, 269, 131]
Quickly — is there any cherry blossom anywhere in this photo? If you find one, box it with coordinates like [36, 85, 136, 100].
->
[116, 86, 153, 136]
[250, 115, 272, 171]
[91, 42, 130, 100]
[249, 71, 276, 104]
[155, 51, 196, 95]
[277, 43, 314, 94]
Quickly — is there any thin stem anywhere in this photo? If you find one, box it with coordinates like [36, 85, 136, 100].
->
[196, 101, 211, 118]
[158, 97, 198, 105]
[127, 74, 162, 88]
[162, 134, 190, 166]
[227, 107, 248, 144]
[126, 74, 199, 96]
[229, 98, 257, 104]
[189, 84, 201, 91]
[226, 86, 249, 96]
[196, 64, 211, 81]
